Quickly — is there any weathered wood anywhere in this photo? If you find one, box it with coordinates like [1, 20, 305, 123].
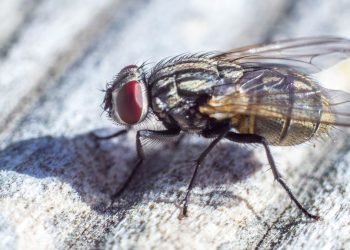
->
[0, 1, 39, 49]
[0, 0, 123, 134]
[1, 1, 350, 250]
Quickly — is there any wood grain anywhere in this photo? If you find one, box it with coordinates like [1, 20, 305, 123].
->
[0, 1, 350, 249]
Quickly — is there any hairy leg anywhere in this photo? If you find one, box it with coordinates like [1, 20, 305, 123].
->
[109, 128, 181, 204]
[225, 131, 319, 220]
[179, 130, 228, 219]
[91, 129, 128, 140]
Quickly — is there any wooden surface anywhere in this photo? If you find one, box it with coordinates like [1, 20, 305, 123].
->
[1, 1, 350, 249]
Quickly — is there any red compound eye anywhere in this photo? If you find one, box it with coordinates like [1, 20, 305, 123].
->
[116, 81, 143, 124]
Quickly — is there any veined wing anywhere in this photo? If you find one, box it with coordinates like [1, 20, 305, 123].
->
[213, 37, 350, 74]
[200, 66, 350, 127]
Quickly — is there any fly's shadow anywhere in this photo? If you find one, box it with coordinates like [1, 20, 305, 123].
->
[0, 129, 262, 214]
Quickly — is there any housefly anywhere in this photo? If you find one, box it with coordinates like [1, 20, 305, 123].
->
[98, 37, 350, 220]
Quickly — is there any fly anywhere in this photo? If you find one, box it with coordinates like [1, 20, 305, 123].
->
[97, 36, 350, 220]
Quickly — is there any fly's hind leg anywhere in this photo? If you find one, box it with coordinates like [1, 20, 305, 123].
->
[225, 132, 319, 220]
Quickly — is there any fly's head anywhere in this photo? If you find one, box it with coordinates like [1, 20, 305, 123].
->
[103, 65, 149, 126]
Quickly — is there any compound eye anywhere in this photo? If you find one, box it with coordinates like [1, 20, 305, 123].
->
[115, 81, 144, 124]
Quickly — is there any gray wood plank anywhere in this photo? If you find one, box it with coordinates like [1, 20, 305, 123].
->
[0, 0, 123, 134]
[1, 0, 350, 249]
[0, 1, 40, 50]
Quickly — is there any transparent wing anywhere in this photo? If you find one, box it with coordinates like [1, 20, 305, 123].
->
[213, 36, 350, 73]
[200, 66, 350, 127]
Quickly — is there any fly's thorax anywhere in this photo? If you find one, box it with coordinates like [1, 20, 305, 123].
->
[217, 61, 244, 80]
[149, 56, 219, 95]
[148, 56, 243, 132]
[149, 57, 218, 132]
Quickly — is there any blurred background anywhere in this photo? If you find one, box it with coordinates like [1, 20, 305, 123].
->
[0, 1, 350, 249]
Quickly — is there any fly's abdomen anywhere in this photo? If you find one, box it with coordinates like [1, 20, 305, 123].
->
[236, 115, 328, 146]
[231, 87, 332, 146]
[199, 67, 334, 145]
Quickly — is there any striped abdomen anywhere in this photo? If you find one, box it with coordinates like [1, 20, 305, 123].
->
[199, 66, 333, 146]
[235, 114, 328, 146]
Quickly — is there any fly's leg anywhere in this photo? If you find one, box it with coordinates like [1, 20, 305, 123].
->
[163, 132, 185, 151]
[225, 132, 319, 220]
[170, 133, 185, 149]
[179, 130, 228, 219]
[91, 129, 128, 140]
[110, 128, 181, 204]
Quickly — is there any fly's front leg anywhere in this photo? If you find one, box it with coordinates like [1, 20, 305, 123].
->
[179, 130, 228, 219]
[225, 132, 319, 220]
[110, 128, 181, 204]
[91, 129, 128, 140]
